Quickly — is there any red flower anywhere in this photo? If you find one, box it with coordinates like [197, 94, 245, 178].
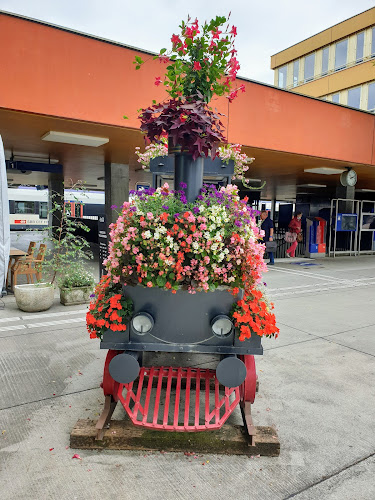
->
[158, 55, 170, 64]
[171, 34, 181, 45]
[193, 61, 202, 71]
[160, 212, 168, 223]
[230, 26, 237, 36]
[211, 28, 222, 39]
[228, 90, 238, 103]
[154, 77, 162, 86]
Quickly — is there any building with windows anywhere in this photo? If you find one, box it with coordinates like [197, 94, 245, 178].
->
[271, 7, 375, 112]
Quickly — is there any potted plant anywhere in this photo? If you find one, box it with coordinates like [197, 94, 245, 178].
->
[59, 264, 95, 306]
[14, 182, 93, 312]
[86, 15, 279, 344]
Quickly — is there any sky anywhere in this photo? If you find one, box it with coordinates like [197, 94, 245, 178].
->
[0, 0, 375, 84]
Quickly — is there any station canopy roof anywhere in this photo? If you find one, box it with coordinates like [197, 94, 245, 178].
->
[1, 10, 375, 200]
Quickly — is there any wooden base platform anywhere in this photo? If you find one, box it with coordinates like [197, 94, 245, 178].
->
[70, 419, 280, 456]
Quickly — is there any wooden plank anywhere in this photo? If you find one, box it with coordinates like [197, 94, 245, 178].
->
[70, 419, 280, 456]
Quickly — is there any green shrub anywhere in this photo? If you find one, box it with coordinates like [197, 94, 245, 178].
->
[60, 267, 95, 289]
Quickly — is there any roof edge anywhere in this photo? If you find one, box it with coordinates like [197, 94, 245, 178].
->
[0, 9, 158, 57]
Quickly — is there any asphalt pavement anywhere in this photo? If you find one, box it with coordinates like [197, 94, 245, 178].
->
[1, 255, 375, 500]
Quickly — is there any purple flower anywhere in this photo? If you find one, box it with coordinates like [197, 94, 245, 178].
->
[179, 182, 187, 189]
[263, 282, 267, 287]
[130, 206, 137, 212]
[90, 293, 95, 298]
[197, 195, 203, 201]
[193, 207, 200, 214]
[174, 213, 180, 218]
[162, 205, 169, 210]
[234, 220, 242, 227]
[111, 205, 117, 210]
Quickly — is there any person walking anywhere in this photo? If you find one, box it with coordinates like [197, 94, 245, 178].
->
[260, 210, 275, 265]
[286, 211, 302, 258]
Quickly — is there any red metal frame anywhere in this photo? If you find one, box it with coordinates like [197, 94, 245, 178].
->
[117, 366, 240, 432]
[96, 350, 258, 438]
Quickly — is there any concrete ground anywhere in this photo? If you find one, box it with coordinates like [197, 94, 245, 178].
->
[1, 254, 375, 500]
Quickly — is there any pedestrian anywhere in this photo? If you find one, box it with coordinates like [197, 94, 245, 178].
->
[286, 211, 302, 258]
[260, 210, 275, 265]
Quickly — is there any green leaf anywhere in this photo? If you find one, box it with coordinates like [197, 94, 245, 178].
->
[123, 115, 129, 119]
[160, 48, 167, 54]
[157, 276, 166, 287]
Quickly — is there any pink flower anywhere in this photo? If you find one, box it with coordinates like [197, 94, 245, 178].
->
[193, 61, 202, 71]
[154, 77, 162, 86]
[230, 26, 237, 36]
[147, 282, 153, 287]
[211, 28, 222, 39]
[171, 34, 181, 45]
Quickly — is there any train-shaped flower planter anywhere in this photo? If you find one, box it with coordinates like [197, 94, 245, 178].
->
[92, 140, 278, 443]
[97, 285, 262, 442]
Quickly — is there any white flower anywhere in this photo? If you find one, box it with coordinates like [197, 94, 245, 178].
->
[144, 230, 152, 239]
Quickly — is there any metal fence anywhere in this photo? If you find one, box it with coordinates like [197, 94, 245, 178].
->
[264, 227, 306, 259]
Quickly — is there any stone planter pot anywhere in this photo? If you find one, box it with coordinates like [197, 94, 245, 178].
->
[14, 283, 55, 312]
[60, 286, 93, 306]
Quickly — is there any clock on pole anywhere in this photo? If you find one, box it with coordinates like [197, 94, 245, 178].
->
[340, 169, 357, 187]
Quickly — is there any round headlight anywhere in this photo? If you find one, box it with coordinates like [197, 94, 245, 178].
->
[211, 315, 233, 337]
[131, 312, 154, 335]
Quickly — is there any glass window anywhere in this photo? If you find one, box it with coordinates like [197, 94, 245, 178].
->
[278, 65, 287, 88]
[322, 47, 329, 75]
[372, 27, 375, 57]
[332, 93, 340, 103]
[64, 202, 72, 216]
[335, 39, 348, 70]
[14, 201, 35, 214]
[368, 82, 375, 111]
[39, 202, 48, 219]
[356, 32, 364, 63]
[293, 60, 299, 86]
[304, 53, 315, 82]
[347, 87, 361, 109]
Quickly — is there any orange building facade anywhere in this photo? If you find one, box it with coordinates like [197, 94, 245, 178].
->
[1, 10, 375, 203]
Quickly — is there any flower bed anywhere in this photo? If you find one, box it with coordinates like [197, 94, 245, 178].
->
[95, 183, 279, 341]
[86, 275, 133, 340]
